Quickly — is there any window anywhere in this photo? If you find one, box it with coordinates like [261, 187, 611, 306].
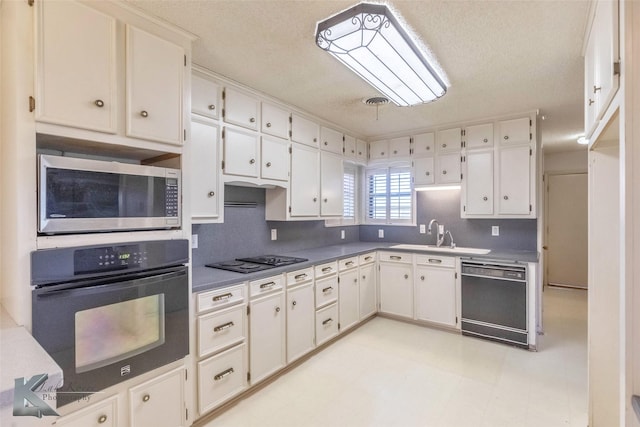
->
[325, 164, 359, 227]
[365, 166, 413, 224]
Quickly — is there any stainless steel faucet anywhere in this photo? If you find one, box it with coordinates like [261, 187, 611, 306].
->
[428, 219, 445, 247]
[444, 230, 456, 249]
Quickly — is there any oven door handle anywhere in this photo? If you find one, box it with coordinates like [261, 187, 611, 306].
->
[33, 266, 187, 295]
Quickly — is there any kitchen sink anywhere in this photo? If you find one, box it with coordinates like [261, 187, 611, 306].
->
[390, 244, 491, 255]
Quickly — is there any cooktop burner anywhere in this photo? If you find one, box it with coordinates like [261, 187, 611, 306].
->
[206, 255, 308, 274]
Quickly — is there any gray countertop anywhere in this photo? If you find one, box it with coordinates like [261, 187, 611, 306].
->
[192, 242, 539, 293]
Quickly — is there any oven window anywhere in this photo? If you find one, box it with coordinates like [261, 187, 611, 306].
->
[75, 294, 165, 373]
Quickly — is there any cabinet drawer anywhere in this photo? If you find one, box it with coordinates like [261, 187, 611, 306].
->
[54, 395, 118, 427]
[316, 303, 339, 346]
[197, 285, 246, 313]
[315, 275, 338, 308]
[315, 261, 338, 278]
[415, 254, 456, 268]
[378, 252, 412, 264]
[286, 267, 314, 286]
[198, 304, 246, 358]
[198, 343, 247, 415]
[359, 252, 376, 265]
[249, 275, 284, 297]
[338, 256, 358, 271]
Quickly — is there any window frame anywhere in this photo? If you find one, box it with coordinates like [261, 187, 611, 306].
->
[363, 162, 415, 226]
[325, 163, 361, 227]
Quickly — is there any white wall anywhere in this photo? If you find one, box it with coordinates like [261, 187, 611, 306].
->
[544, 149, 588, 173]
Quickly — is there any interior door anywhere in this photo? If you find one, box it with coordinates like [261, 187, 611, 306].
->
[546, 173, 588, 288]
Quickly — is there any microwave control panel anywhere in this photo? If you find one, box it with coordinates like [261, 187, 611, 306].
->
[165, 178, 179, 217]
[74, 244, 148, 274]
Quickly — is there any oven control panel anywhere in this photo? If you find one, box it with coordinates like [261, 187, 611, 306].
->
[74, 244, 148, 274]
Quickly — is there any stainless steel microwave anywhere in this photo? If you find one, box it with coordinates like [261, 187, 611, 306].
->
[38, 154, 181, 234]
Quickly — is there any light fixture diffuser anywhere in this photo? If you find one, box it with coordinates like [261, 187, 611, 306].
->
[316, 3, 447, 107]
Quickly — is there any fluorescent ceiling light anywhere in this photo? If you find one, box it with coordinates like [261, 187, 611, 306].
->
[316, 3, 447, 107]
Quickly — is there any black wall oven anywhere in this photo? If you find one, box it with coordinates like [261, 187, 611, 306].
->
[31, 239, 189, 406]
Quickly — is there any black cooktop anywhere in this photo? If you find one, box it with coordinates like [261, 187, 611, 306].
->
[206, 255, 308, 274]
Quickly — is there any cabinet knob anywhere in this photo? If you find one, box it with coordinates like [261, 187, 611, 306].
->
[208, 191, 215, 197]
[381, 151, 385, 156]
[358, 151, 362, 155]
[275, 307, 281, 313]
[94, 99, 105, 108]
[354, 278, 358, 283]
[266, 122, 272, 128]
[351, 149, 355, 154]
[594, 85, 602, 93]
[142, 394, 150, 402]
[503, 135, 509, 140]
[425, 171, 430, 176]
[404, 274, 409, 279]
[393, 150, 398, 154]
[249, 117, 255, 123]
[324, 198, 328, 203]
[313, 138, 317, 142]
[442, 170, 447, 175]
[266, 162, 272, 167]
[249, 159, 255, 164]
[313, 197, 317, 202]
[324, 141, 328, 146]
[362, 275, 366, 280]
[208, 104, 216, 110]
[442, 143, 447, 148]
[98, 415, 108, 424]
[292, 300, 297, 307]
[504, 195, 509, 200]
[421, 275, 425, 281]
[483, 196, 488, 201]
[426, 146, 431, 150]
[140, 110, 149, 118]
[483, 138, 488, 143]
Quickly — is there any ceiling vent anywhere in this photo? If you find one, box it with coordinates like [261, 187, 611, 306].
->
[362, 96, 390, 120]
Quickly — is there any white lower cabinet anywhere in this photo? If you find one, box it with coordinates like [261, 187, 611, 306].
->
[316, 303, 339, 346]
[54, 395, 118, 427]
[286, 280, 316, 363]
[249, 282, 286, 385]
[338, 262, 359, 332]
[198, 343, 247, 414]
[378, 252, 414, 318]
[359, 255, 377, 319]
[415, 255, 458, 328]
[128, 366, 186, 427]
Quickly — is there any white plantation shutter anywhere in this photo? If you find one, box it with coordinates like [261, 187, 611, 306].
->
[367, 168, 388, 221]
[343, 166, 356, 220]
[389, 168, 412, 220]
[366, 166, 413, 224]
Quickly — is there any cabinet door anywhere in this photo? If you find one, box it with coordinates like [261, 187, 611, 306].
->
[498, 117, 530, 145]
[261, 102, 289, 139]
[416, 267, 457, 327]
[465, 123, 494, 149]
[359, 263, 377, 319]
[356, 140, 368, 162]
[339, 269, 359, 332]
[54, 395, 118, 427]
[261, 136, 289, 181]
[126, 25, 184, 145]
[344, 135, 357, 159]
[198, 343, 247, 415]
[223, 127, 259, 178]
[290, 143, 320, 216]
[414, 157, 435, 186]
[197, 303, 245, 358]
[223, 87, 259, 130]
[593, 0, 618, 122]
[249, 292, 286, 384]
[463, 150, 493, 215]
[412, 132, 435, 156]
[320, 126, 344, 154]
[320, 152, 344, 216]
[316, 303, 339, 346]
[369, 140, 389, 159]
[436, 128, 462, 153]
[436, 153, 461, 184]
[379, 263, 413, 318]
[191, 119, 220, 221]
[129, 367, 185, 427]
[192, 74, 220, 119]
[498, 145, 531, 215]
[291, 114, 319, 147]
[389, 137, 411, 158]
[287, 283, 315, 363]
[37, 1, 117, 133]
[584, 31, 598, 136]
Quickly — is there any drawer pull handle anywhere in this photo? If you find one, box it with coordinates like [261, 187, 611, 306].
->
[142, 394, 150, 403]
[294, 273, 308, 280]
[322, 286, 333, 293]
[364, 256, 373, 261]
[214, 321, 234, 332]
[260, 281, 276, 289]
[390, 255, 402, 260]
[428, 258, 443, 264]
[345, 261, 355, 267]
[321, 266, 333, 273]
[212, 293, 233, 302]
[214, 367, 234, 381]
[98, 415, 108, 424]
[322, 318, 333, 326]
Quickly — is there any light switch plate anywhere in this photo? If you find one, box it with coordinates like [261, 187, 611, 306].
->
[271, 229, 278, 240]
[378, 229, 384, 238]
[492, 226, 500, 236]
[419, 224, 426, 234]
[191, 234, 198, 249]
[341, 230, 346, 239]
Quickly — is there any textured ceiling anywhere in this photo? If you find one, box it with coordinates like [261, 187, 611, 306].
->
[126, 0, 590, 152]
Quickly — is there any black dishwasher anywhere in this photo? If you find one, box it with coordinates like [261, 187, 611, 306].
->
[461, 260, 528, 348]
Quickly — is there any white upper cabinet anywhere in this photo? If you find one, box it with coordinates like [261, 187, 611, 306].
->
[223, 127, 259, 178]
[223, 88, 259, 131]
[289, 143, 320, 216]
[344, 135, 357, 159]
[191, 118, 221, 222]
[412, 132, 435, 156]
[36, 0, 117, 133]
[291, 114, 320, 147]
[261, 136, 289, 182]
[462, 150, 494, 215]
[320, 126, 344, 154]
[436, 128, 462, 153]
[320, 152, 344, 216]
[356, 139, 368, 163]
[497, 117, 530, 145]
[261, 102, 290, 139]
[126, 26, 184, 145]
[369, 140, 389, 160]
[436, 153, 461, 184]
[192, 74, 220, 120]
[389, 137, 411, 158]
[414, 157, 435, 186]
[464, 123, 494, 149]
[498, 145, 532, 215]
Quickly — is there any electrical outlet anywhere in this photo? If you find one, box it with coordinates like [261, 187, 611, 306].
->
[378, 229, 384, 239]
[492, 226, 500, 236]
[191, 234, 198, 249]
[271, 229, 278, 240]
[419, 224, 426, 234]
[341, 230, 346, 239]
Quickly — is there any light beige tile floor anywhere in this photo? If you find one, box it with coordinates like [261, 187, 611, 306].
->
[200, 287, 587, 427]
